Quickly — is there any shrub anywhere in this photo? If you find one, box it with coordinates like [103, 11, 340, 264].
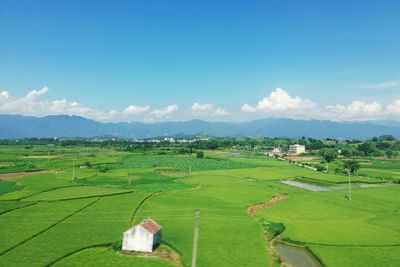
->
[316, 164, 327, 172]
[111, 240, 122, 251]
[98, 166, 111, 173]
[334, 167, 347, 175]
[264, 222, 285, 238]
[196, 151, 204, 158]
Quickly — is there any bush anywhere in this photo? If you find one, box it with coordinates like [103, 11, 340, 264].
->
[83, 161, 92, 167]
[111, 240, 122, 251]
[264, 222, 285, 238]
[334, 167, 347, 175]
[196, 151, 204, 158]
[98, 166, 111, 173]
[316, 164, 327, 172]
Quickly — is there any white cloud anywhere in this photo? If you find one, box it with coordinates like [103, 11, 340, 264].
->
[386, 100, 400, 117]
[0, 91, 10, 104]
[189, 102, 230, 117]
[123, 105, 150, 115]
[2, 86, 400, 122]
[0, 87, 177, 122]
[360, 81, 400, 89]
[149, 105, 179, 119]
[240, 104, 256, 113]
[214, 107, 229, 116]
[241, 87, 400, 121]
[26, 86, 49, 99]
[241, 88, 317, 118]
[324, 101, 384, 120]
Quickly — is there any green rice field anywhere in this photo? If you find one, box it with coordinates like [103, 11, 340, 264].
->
[0, 145, 399, 266]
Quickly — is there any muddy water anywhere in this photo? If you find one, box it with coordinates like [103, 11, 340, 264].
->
[281, 180, 331, 192]
[275, 241, 322, 267]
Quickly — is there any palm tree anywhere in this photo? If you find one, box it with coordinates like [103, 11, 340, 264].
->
[344, 160, 360, 200]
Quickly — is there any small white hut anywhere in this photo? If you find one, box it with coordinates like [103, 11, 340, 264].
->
[122, 218, 161, 253]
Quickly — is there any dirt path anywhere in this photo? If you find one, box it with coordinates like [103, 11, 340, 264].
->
[0, 170, 59, 180]
[247, 193, 288, 215]
[146, 245, 183, 267]
[247, 194, 289, 266]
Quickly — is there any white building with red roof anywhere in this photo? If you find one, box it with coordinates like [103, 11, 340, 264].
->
[122, 218, 162, 253]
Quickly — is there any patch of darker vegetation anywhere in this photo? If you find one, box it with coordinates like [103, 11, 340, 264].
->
[0, 201, 37, 216]
[0, 181, 24, 195]
[264, 222, 286, 238]
[0, 162, 40, 174]
[95, 155, 252, 172]
[78, 171, 194, 192]
[111, 240, 122, 251]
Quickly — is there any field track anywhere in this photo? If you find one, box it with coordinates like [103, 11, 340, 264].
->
[247, 194, 289, 215]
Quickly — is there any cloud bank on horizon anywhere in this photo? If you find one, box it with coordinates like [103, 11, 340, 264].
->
[0, 86, 399, 122]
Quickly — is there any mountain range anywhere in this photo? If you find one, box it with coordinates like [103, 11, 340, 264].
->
[0, 114, 399, 140]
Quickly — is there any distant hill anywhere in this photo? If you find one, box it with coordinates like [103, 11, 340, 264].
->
[0, 114, 399, 139]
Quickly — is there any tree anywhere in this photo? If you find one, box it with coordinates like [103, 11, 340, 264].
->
[379, 135, 396, 141]
[83, 161, 92, 167]
[320, 148, 338, 163]
[306, 140, 325, 150]
[196, 151, 204, 158]
[357, 142, 376, 156]
[343, 160, 360, 174]
[386, 150, 398, 158]
[340, 148, 353, 157]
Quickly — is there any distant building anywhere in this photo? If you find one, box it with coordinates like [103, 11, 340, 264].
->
[164, 137, 175, 143]
[288, 144, 306, 155]
[122, 219, 161, 253]
[266, 147, 282, 156]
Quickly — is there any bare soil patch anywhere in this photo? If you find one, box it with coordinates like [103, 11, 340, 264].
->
[121, 244, 183, 267]
[21, 155, 59, 159]
[0, 170, 59, 180]
[247, 193, 289, 215]
[287, 156, 316, 161]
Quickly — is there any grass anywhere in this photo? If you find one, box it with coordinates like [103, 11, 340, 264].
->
[0, 200, 35, 215]
[0, 193, 149, 266]
[0, 145, 399, 266]
[54, 247, 175, 267]
[77, 171, 195, 192]
[102, 154, 253, 172]
[0, 181, 24, 195]
[23, 186, 133, 201]
[255, 185, 400, 266]
[0, 198, 95, 254]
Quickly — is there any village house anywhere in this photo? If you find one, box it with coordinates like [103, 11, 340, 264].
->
[288, 144, 306, 155]
[122, 218, 161, 253]
[265, 147, 282, 157]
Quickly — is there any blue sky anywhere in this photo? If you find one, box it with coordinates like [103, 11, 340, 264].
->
[0, 0, 399, 122]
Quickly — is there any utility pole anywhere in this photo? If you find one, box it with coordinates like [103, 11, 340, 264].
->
[348, 170, 352, 201]
[72, 160, 76, 182]
[191, 209, 200, 267]
[112, 138, 116, 158]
